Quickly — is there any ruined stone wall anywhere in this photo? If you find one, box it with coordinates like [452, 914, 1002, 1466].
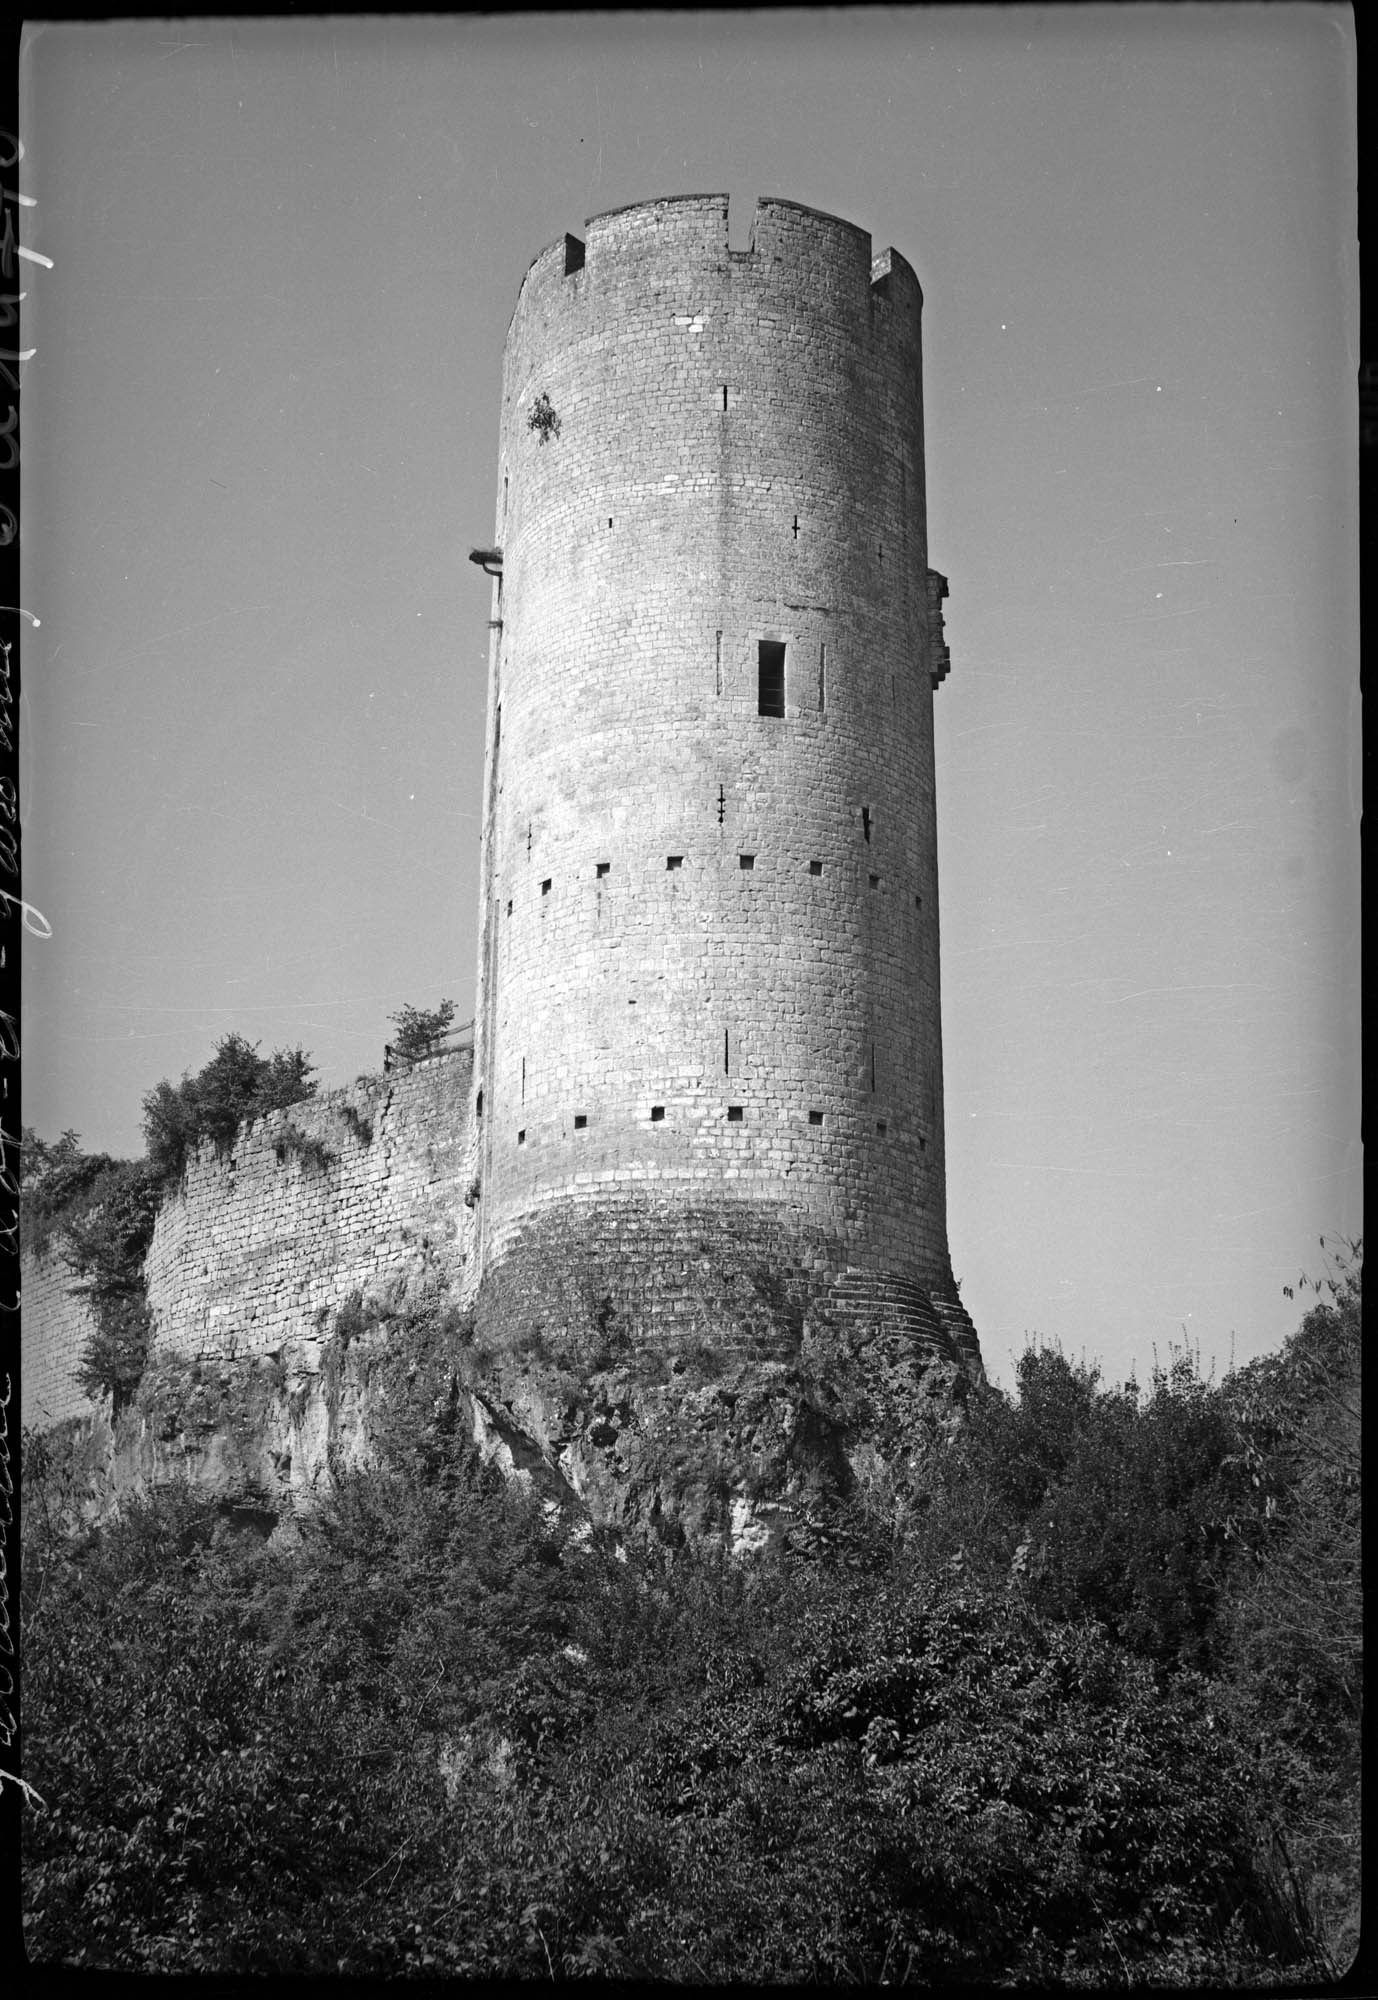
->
[145, 1048, 476, 1364]
[472, 194, 970, 1351]
[20, 1241, 102, 1427]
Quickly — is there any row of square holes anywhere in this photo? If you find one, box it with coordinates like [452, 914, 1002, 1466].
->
[516, 1110, 918, 1144]
[516, 859, 920, 906]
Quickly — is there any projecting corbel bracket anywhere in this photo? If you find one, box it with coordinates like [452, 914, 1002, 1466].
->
[469, 547, 504, 577]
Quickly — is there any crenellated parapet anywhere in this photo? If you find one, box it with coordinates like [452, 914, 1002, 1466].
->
[510, 194, 922, 343]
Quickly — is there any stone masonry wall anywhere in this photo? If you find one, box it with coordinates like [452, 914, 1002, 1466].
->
[21, 1241, 102, 1427]
[471, 195, 969, 1348]
[145, 1048, 476, 1365]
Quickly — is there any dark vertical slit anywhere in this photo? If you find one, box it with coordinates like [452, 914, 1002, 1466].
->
[724, 1029, 730, 1075]
[521, 1057, 526, 1103]
[870, 1043, 876, 1093]
[819, 644, 826, 713]
[715, 630, 722, 696]
[718, 784, 726, 825]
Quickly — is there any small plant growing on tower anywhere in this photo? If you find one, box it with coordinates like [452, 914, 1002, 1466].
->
[527, 391, 561, 444]
[387, 999, 457, 1066]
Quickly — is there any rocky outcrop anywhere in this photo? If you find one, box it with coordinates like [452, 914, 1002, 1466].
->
[32, 1260, 976, 1556]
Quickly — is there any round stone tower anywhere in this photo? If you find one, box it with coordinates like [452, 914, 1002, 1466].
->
[470, 194, 979, 1382]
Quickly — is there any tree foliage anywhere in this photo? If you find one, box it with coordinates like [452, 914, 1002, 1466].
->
[22, 1251, 1360, 1981]
[386, 998, 457, 1066]
[141, 1034, 316, 1186]
[19, 1127, 113, 1257]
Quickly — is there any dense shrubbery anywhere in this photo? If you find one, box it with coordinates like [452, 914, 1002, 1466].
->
[141, 1033, 316, 1186]
[22, 1247, 1360, 1979]
[386, 998, 457, 1066]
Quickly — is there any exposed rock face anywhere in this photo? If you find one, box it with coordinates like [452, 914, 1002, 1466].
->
[33, 1255, 977, 1550]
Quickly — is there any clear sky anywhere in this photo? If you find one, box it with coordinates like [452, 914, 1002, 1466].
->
[20, 8, 1360, 1391]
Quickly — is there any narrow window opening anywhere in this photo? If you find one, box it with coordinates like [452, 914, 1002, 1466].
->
[517, 1128, 526, 1146]
[721, 383, 729, 412]
[650, 1105, 665, 1123]
[717, 784, 726, 825]
[876, 1120, 887, 1136]
[919, 1133, 927, 1151]
[819, 643, 826, 713]
[877, 543, 884, 564]
[574, 1113, 587, 1131]
[506, 898, 513, 916]
[724, 1029, 730, 1074]
[870, 1043, 877, 1093]
[792, 514, 800, 540]
[727, 1105, 744, 1123]
[563, 232, 585, 275]
[715, 630, 722, 696]
[862, 806, 872, 844]
[502, 476, 508, 525]
[758, 640, 786, 718]
[739, 853, 755, 871]
[607, 516, 613, 529]
[667, 855, 683, 871]
[915, 892, 922, 908]
[809, 859, 823, 876]
[596, 861, 610, 878]
[476, 1090, 484, 1117]
[527, 823, 532, 857]
[521, 1057, 526, 1102]
[869, 873, 880, 889]
[541, 878, 552, 896]
[808, 1110, 824, 1126]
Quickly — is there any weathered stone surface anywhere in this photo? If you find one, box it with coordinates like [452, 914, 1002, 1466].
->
[470, 193, 976, 1369]
[24, 199, 982, 1543]
[144, 1050, 478, 1365]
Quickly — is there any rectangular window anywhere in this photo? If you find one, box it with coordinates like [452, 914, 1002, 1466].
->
[596, 862, 610, 878]
[667, 855, 683, 871]
[517, 1129, 526, 1146]
[573, 1114, 587, 1130]
[808, 1110, 824, 1126]
[758, 640, 786, 718]
[809, 859, 823, 876]
[541, 878, 552, 895]
[876, 1120, 887, 1136]
[650, 1105, 665, 1123]
[727, 1105, 744, 1123]
[869, 873, 880, 889]
[739, 854, 755, 871]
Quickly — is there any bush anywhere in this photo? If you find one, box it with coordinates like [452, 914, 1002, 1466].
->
[19, 1128, 113, 1257]
[142, 1035, 316, 1186]
[61, 1159, 164, 1410]
[386, 999, 456, 1066]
